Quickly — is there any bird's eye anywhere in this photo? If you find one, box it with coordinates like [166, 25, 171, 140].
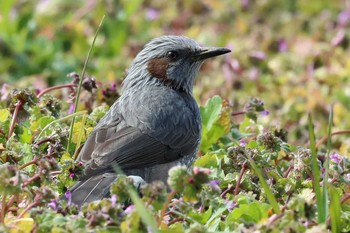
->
[166, 51, 178, 60]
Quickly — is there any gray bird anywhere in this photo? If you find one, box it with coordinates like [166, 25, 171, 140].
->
[69, 35, 230, 206]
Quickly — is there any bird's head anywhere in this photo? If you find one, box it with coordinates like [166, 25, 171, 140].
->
[122, 35, 231, 94]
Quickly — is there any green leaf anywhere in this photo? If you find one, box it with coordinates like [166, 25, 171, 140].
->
[31, 116, 55, 132]
[206, 206, 227, 228]
[200, 123, 225, 152]
[246, 140, 258, 149]
[19, 127, 32, 143]
[0, 109, 10, 122]
[72, 120, 92, 144]
[188, 206, 212, 224]
[200, 95, 222, 130]
[194, 154, 217, 168]
[60, 152, 72, 161]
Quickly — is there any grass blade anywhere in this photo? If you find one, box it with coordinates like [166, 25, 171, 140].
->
[126, 184, 159, 233]
[323, 104, 333, 221]
[112, 165, 159, 232]
[67, 15, 105, 151]
[34, 111, 87, 143]
[329, 186, 341, 233]
[246, 153, 281, 214]
[308, 113, 325, 223]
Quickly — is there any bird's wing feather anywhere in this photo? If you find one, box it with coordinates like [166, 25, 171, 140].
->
[78, 124, 180, 179]
[68, 173, 118, 207]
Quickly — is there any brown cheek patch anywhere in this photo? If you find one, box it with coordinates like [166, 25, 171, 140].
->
[147, 58, 169, 80]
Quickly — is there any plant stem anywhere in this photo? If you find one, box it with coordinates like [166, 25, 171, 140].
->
[268, 213, 284, 225]
[8, 100, 23, 139]
[315, 130, 350, 148]
[220, 184, 233, 198]
[22, 174, 41, 188]
[158, 190, 176, 226]
[6, 195, 16, 209]
[35, 138, 55, 146]
[283, 161, 294, 178]
[18, 157, 38, 170]
[18, 201, 38, 219]
[50, 171, 62, 175]
[67, 15, 105, 152]
[234, 162, 247, 195]
[341, 193, 350, 204]
[168, 218, 184, 225]
[0, 194, 7, 223]
[37, 84, 75, 98]
[232, 110, 246, 116]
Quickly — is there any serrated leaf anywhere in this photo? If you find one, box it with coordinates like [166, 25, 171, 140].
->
[19, 127, 32, 143]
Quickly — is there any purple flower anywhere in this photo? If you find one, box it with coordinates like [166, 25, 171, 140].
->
[337, 10, 350, 26]
[250, 51, 266, 60]
[65, 191, 72, 206]
[209, 180, 220, 191]
[48, 200, 58, 211]
[110, 194, 117, 207]
[239, 139, 246, 147]
[331, 30, 345, 47]
[69, 173, 75, 178]
[146, 8, 159, 21]
[68, 103, 75, 114]
[247, 68, 260, 80]
[240, 0, 250, 10]
[260, 110, 270, 116]
[225, 200, 236, 212]
[124, 205, 135, 214]
[330, 153, 342, 164]
[278, 38, 288, 52]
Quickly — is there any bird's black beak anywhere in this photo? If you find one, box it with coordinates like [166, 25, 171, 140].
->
[193, 47, 231, 61]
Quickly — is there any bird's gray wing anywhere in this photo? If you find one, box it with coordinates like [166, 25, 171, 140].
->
[77, 124, 181, 179]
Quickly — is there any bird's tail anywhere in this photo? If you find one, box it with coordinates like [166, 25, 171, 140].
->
[68, 173, 118, 207]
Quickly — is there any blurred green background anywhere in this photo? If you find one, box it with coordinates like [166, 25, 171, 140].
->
[1, 0, 349, 150]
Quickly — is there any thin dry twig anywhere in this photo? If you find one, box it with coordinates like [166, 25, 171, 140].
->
[37, 84, 75, 98]
[315, 130, 350, 148]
